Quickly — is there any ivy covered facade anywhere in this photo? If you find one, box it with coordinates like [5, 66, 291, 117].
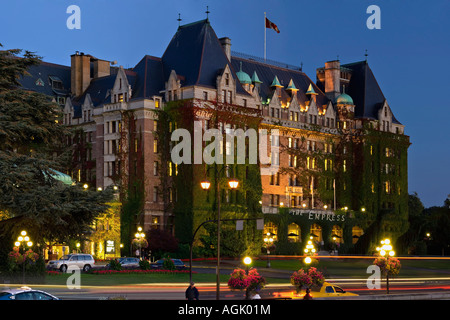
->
[19, 19, 410, 256]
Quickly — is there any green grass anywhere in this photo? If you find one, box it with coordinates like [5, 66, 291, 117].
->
[44, 272, 232, 286]
[251, 258, 450, 279]
[40, 258, 450, 286]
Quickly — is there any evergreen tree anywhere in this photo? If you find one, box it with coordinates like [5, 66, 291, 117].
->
[0, 45, 113, 249]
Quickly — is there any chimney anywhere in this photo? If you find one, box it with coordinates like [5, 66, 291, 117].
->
[324, 60, 340, 100]
[71, 52, 91, 97]
[219, 37, 231, 61]
[93, 58, 110, 78]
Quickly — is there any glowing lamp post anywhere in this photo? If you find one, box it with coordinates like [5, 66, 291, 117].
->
[15, 231, 33, 284]
[134, 227, 145, 260]
[303, 237, 316, 264]
[376, 238, 395, 294]
[200, 165, 239, 300]
[263, 233, 274, 268]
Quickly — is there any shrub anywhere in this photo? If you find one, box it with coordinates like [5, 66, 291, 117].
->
[109, 259, 122, 271]
[162, 257, 175, 270]
[290, 267, 325, 293]
[139, 259, 151, 270]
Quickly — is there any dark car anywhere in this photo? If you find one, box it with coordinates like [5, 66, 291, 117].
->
[0, 287, 60, 300]
[151, 258, 186, 270]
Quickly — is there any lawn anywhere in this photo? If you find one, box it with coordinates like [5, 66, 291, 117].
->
[40, 257, 450, 286]
[251, 257, 450, 279]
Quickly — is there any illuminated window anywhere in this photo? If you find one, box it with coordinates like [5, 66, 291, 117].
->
[343, 160, 347, 172]
[118, 93, 123, 102]
[288, 223, 301, 242]
[264, 222, 278, 241]
[152, 216, 160, 225]
[385, 181, 390, 194]
[310, 223, 322, 243]
[168, 162, 173, 176]
[153, 139, 158, 153]
[332, 225, 343, 244]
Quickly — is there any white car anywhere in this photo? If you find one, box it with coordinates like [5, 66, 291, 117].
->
[47, 253, 95, 272]
[0, 287, 60, 300]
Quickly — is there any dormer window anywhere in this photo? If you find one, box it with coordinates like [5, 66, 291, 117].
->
[225, 73, 230, 86]
[49, 76, 63, 90]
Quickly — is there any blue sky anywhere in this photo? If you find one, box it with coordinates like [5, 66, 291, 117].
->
[1, 0, 449, 208]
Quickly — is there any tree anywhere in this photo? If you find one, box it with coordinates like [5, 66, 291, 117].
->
[0, 45, 113, 256]
[397, 192, 426, 254]
[146, 229, 179, 259]
[424, 196, 450, 255]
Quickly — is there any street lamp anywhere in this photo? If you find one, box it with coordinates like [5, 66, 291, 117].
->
[243, 256, 252, 274]
[376, 238, 395, 294]
[243, 256, 252, 300]
[15, 231, 33, 284]
[263, 233, 274, 268]
[135, 226, 145, 260]
[200, 165, 239, 300]
[303, 237, 316, 264]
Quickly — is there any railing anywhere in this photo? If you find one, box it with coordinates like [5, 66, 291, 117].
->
[231, 51, 302, 71]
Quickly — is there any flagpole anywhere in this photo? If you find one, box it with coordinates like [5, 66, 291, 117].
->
[264, 12, 266, 61]
[333, 179, 336, 210]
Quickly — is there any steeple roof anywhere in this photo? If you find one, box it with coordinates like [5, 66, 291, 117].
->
[161, 19, 247, 95]
[343, 61, 401, 124]
[271, 75, 283, 87]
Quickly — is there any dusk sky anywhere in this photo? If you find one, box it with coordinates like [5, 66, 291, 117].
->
[1, 0, 449, 208]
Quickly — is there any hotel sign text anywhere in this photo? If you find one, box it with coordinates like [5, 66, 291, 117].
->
[289, 209, 347, 222]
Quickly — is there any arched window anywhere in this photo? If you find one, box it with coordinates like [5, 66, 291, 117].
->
[331, 225, 344, 244]
[264, 222, 278, 242]
[310, 223, 322, 243]
[287, 223, 301, 242]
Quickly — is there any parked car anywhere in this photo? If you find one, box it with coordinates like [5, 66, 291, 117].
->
[106, 257, 140, 269]
[0, 287, 60, 300]
[47, 253, 95, 273]
[151, 258, 187, 270]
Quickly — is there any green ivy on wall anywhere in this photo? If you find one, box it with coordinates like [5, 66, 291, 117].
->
[154, 98, 264, 258]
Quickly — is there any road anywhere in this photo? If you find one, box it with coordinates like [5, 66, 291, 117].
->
[2, 277, 450, 300]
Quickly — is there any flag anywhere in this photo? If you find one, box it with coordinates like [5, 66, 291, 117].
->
[265, 17, 280, 33]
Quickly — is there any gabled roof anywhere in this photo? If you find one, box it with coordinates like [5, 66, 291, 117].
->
[343, 61, 401, 124]
[161, 19, 247, 95]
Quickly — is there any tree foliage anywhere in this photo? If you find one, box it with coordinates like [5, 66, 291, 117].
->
[0, 45, 113, 247]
